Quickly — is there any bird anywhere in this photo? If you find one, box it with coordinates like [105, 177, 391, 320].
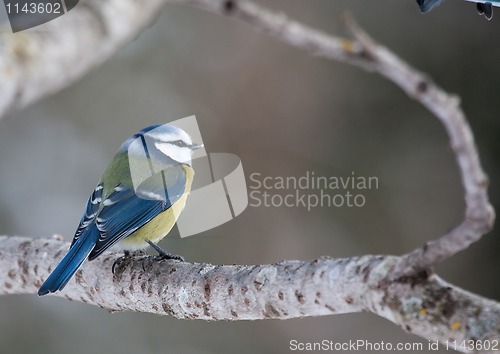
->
[38, 124, 202, 296]
[416, 0, 497, 20]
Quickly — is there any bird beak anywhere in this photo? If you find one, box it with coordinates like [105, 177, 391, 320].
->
[190, 143, 204, 151]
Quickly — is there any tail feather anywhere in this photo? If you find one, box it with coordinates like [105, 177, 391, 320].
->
[38, 227, 98, 296]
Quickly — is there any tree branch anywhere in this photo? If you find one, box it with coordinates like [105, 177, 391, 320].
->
[2, 236, 499, 349]
[341, 16, 495, 276]
[175, 0, 496, 275]
[0, 0, 166, 118]
[174, 1, 495, 273]
[0, 0, 378, 120]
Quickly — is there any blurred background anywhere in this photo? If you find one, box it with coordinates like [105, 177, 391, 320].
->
[1, 0, 499, 353]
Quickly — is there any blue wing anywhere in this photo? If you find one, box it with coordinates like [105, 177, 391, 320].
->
[88, 166, 187, 260]
[72, 183, 104, 246]
[38, 166, 187, 295]
[39, 183, 104, 295]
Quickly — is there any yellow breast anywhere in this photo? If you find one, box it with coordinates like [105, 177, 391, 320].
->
[116, 165, 194, 251]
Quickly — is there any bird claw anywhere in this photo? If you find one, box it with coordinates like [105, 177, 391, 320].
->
[113, 242, 185, 273]
[145, 239, 185, 262]
[112, 249, 148, 274]
[112, 257, 123, 275]
[141, 253, 185, 271]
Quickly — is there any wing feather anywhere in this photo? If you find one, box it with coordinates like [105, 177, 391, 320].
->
[87, 166, 187, 260]
[70, 165, 187, 259]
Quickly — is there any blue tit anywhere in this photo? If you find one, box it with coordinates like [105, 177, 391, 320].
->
[38, 124, 202, 296]
[416, 0, 496, 19]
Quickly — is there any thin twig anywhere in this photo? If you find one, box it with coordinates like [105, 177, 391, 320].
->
[343, 15, 494, 275]
[178, 0, 495, 275]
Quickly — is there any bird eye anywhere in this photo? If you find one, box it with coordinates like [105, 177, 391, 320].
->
[171, 139, 188, 147]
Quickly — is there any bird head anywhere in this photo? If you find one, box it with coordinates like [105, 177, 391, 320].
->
[124, 124, 203, 167]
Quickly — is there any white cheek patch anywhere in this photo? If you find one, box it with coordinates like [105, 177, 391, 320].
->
[155, 142, 192, 164]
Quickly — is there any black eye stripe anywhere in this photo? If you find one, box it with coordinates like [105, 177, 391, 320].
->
[171, 140, 188, 147]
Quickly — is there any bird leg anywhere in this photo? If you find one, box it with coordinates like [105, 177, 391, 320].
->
[145, 239, 185, 262]
[112, 249, 147, 274]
